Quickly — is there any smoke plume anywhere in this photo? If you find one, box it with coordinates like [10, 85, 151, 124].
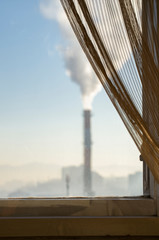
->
[40, 0, 101, 109]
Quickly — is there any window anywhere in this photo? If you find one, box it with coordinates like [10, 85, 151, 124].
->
[0, 0, 159, 237]
[0, 0, 142, 199]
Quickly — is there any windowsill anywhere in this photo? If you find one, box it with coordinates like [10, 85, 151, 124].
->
[0, 196, 156, 217]
[0, 216, 159, 237]
[0, 197, 158, 237]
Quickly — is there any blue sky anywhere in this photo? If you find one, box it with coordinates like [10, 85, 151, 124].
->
[0, 0, 141, 179]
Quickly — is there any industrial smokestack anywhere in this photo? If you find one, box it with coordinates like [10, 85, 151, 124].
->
[84, 110, 92, 195]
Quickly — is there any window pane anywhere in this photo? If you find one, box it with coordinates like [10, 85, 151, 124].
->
[0, 0, 142, 198]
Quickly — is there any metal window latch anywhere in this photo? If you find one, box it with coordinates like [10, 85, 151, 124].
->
[139, 155, 144, 162]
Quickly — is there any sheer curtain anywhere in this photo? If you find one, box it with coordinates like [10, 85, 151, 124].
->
[60, 0, 159, 183]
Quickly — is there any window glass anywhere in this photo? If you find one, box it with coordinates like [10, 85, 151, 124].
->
[0, 0, 142, 198]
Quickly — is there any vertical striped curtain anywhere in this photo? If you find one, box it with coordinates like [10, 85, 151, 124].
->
[60, 0, 159, 183]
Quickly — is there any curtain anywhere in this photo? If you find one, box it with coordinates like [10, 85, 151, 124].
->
[60, 0, 159, 183]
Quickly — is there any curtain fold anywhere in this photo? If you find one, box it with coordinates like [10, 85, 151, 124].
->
[60, 0, 159, 183]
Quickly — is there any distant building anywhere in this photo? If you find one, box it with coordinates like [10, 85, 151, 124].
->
[7, 165, 142, 197]
[128, 171, 142, 196]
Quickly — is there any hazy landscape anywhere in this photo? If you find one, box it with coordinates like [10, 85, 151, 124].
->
[0, 163, 142, 198]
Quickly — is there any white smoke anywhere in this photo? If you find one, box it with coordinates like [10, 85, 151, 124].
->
[40, 0, 101, 110]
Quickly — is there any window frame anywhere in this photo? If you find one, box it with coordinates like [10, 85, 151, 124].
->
[0, 169, 159, 238]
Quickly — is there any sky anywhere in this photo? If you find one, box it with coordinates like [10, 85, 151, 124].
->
[0, 0, 142, 182]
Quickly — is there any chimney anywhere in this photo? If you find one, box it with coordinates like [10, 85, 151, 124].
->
[83, 110, 92, 195]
